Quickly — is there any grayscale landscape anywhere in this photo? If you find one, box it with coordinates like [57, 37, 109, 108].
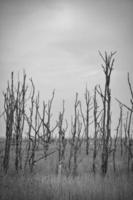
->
[0, 0, 133, 200]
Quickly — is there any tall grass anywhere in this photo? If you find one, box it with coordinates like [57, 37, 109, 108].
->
[0, 173, 133, 200]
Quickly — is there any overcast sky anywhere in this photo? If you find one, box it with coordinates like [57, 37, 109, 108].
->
[0, 0, 133, 135]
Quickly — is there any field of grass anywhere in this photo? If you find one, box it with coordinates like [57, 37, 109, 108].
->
[0, 173, 133, 200]
[0, 141, 133, 200]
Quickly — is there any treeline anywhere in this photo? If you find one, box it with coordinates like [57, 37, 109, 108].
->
[0, 52, 133, 177]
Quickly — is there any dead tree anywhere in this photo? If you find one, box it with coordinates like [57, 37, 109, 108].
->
[123, 112, 129, 155]
[123, 110, 133, 172]
[38, 90, 57, 158]
[33, 90, 57, 164]
[68, 93, 83, 177]
[126, 106, 133, 172]
[116, 73, 133, 172]
[3, 72, 15, 174]
[112, 104, 122, 172]
[29, 93, 41, 172]
[120, 106, 123, 156]
[124, 74, 133, 173]
[97, 51, 116, 175]
[124, 107, 133, 173]
[57, 100, 67, 176]
[80, 87, 92, 155]
[25, 89, 57, 172]
[24, 78, 35, 171]
[92, 86, 99, 174]
[25, 91, 44, 172]
[14, 72, 27, 172]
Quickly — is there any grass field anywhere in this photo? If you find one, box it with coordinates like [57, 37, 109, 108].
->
[0, 141, 133, 200]
[0, 173, 133, 200]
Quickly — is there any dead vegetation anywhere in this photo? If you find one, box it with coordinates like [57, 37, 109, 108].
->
[0, 52, 133, 200]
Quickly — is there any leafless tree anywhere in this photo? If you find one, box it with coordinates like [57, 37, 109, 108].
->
[3, 72, 15, 174]
[97, 51, 116, 175]
[24, 78, 35, 171]
[80, 87, 93, 155]
[119, 105, 124, 156]
[37, 90, 57, 158]
[24, 88, 57, 172]
[14, 72, 27, 172]
[57, 100, 67, 177]
[68, 93, 83, 177]
[92, 86, 99, 173]
[123, 112, 129, 155]
[116, 73, 133, 172]
[29, 93, 41, 172]
[112, 104, 123, 172]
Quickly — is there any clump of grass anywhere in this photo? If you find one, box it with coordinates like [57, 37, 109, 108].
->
[0, 173, 133, 200]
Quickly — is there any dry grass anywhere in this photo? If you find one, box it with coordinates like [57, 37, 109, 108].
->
[0, 140, 132, 200]
[0, 173, 133, 200]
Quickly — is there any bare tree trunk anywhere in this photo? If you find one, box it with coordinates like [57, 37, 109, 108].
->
[80, 87, 92, 156]
[3, 72, 15, 174]
[25, 89, 56, 173]
[97, 51, 116, 176]
[85, 88, 91, 155]
[127, 106, 133, 173]
[29, 93, 40, 172]
[120, 107, 123, 156]
[113, 104, 122, 172]
[24, 78, 35, 171]
[68, 93, 83, 177]
[14, 72, 26, 172]
[116, 73, 133, 173]
[57, 100, 67, 176]
[92, 86, 98, 174]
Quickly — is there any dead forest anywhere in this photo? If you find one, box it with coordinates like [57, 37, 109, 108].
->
[0, 52, 133, 179]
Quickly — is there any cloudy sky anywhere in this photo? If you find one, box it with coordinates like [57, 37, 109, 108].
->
[0, 0, 133, 135]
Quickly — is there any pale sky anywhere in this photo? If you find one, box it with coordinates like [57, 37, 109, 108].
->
[0, 0, 133, 135]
